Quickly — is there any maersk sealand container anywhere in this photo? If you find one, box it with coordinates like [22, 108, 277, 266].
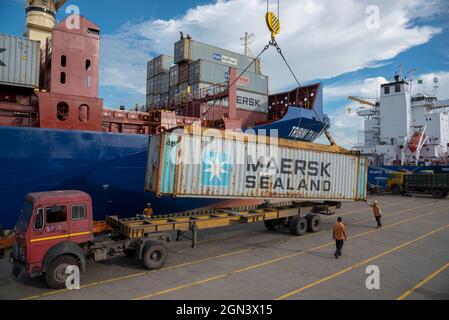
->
[146, 131, 368, 201]
[0, 34, 40, 88]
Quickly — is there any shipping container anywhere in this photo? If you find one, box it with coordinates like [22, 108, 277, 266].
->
[146, 95, 154, 108]
[146, 78, 154, 95]
[169, 65, 179, 87]
[189, 81, 268, 113]
[174, 38, 261, 74]
[169, 85, 179, 99]
[0, 34, 40, 88]
[189, 59, 268, 94]
[153, 73, 169, 94]
[178, 63, 189, 84]
[147, 60, 155, 79]
[154, 54, 174, 75]
[146, 131, 368, 201]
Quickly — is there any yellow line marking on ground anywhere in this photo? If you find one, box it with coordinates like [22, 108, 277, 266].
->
[350, 202, 436, 226]
[396, 261, 449, 300]
[337, 198, 412, 218]
[20, 248, 251, 300]
[20, 201, 434, 300]
[132, 207, 444, 300]
[275, 221, 449, 300]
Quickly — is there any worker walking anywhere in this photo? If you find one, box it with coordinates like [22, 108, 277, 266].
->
[333, 217, 347, 259]
[367, 200, 382, 229]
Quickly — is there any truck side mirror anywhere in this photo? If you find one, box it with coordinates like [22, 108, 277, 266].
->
[34, 208, 44, 231]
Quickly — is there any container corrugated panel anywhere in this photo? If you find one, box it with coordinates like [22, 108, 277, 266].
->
[189, 59, 268, 95]
[146, 132, 368, 201]
[154, 55, 174, 75]
[189, 81, 268, 113]
[146, 78, 154, 95]
[169, 65, 179, 87]
[174, 39, 261, 74]
[147, 60, 155, 79]
[178, 63, 189, 83]
[0, 34, 40, 88]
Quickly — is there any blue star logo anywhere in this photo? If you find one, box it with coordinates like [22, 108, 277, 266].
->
[201, 152, 231, 187]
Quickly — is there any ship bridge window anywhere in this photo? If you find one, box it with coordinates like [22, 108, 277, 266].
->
[57, 102, 69, 121]
[384, 86, 390, 95]
[395, 84, 401, 93]
[61, 55, 67, 67]
[60, 72, 66, 84]
[79, 104, 89, 122]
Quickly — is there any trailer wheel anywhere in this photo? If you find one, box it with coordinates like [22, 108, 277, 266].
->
[307, 214, 321, 233]
[432, 190, 443, 199]
[45, 255, 79, 289]
[264, 219, 282, 231]
[142, 242, 167, 270]
[289, 216, 308, 236]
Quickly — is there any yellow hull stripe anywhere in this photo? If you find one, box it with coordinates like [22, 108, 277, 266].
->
[30, 231, 91, 243]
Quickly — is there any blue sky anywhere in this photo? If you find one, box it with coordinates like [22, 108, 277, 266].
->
[1, 0, 448, 147]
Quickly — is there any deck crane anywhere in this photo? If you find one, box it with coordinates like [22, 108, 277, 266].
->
[25, 0, 69, 48]
[348, 96, 377, 108]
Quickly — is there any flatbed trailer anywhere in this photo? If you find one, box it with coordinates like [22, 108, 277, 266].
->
[10, 190, 340, 289]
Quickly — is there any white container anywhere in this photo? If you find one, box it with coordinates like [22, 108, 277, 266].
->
[146, 131, 368, 201]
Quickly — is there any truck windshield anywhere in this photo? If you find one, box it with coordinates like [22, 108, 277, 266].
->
[16, 202, 33, 231]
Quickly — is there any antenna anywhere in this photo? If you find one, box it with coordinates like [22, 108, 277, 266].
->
[240, 32, 255, 57]
[433, 77, 440, 97]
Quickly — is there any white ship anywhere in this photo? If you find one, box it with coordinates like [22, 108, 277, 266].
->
[352, 73, 449, 167]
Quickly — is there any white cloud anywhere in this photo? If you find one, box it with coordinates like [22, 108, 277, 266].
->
[99, 0, 443, 106]
[325, 77, 388, 101]
[414, 71, 449, 99]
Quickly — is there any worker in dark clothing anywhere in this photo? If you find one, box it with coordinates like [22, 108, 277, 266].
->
[367, 200, 383, 228]
[333, 217, 347, 259]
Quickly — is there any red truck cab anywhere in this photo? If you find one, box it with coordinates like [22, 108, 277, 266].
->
[11, 191, 93, 288]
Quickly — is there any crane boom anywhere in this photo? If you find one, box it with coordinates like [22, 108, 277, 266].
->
[348, 96, 376, 107]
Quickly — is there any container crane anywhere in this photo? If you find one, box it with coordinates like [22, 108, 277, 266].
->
[25, 0, 68, 48]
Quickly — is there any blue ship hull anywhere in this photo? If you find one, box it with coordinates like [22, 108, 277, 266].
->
[0, 107, 328, 228]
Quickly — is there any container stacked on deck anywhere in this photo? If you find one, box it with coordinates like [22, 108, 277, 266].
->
[146, 54, 173, 109]
[146, 38, 269, 114]
[0, 34, 40, 88]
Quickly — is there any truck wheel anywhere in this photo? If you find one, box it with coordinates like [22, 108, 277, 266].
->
[432, 190, 443, 199]
[45, 255, 79, 289]
[142, 242, 167, 270]
[289, 216, 307, 236]
[391, 185, 401, 195]
[307, 214, 321, 233]
[264, 219, 281, 231]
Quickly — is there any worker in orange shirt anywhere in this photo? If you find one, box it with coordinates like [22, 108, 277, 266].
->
[367, 200, 382, 229]
[143, 203, 154, 219]
[333, 217, 347, 259]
